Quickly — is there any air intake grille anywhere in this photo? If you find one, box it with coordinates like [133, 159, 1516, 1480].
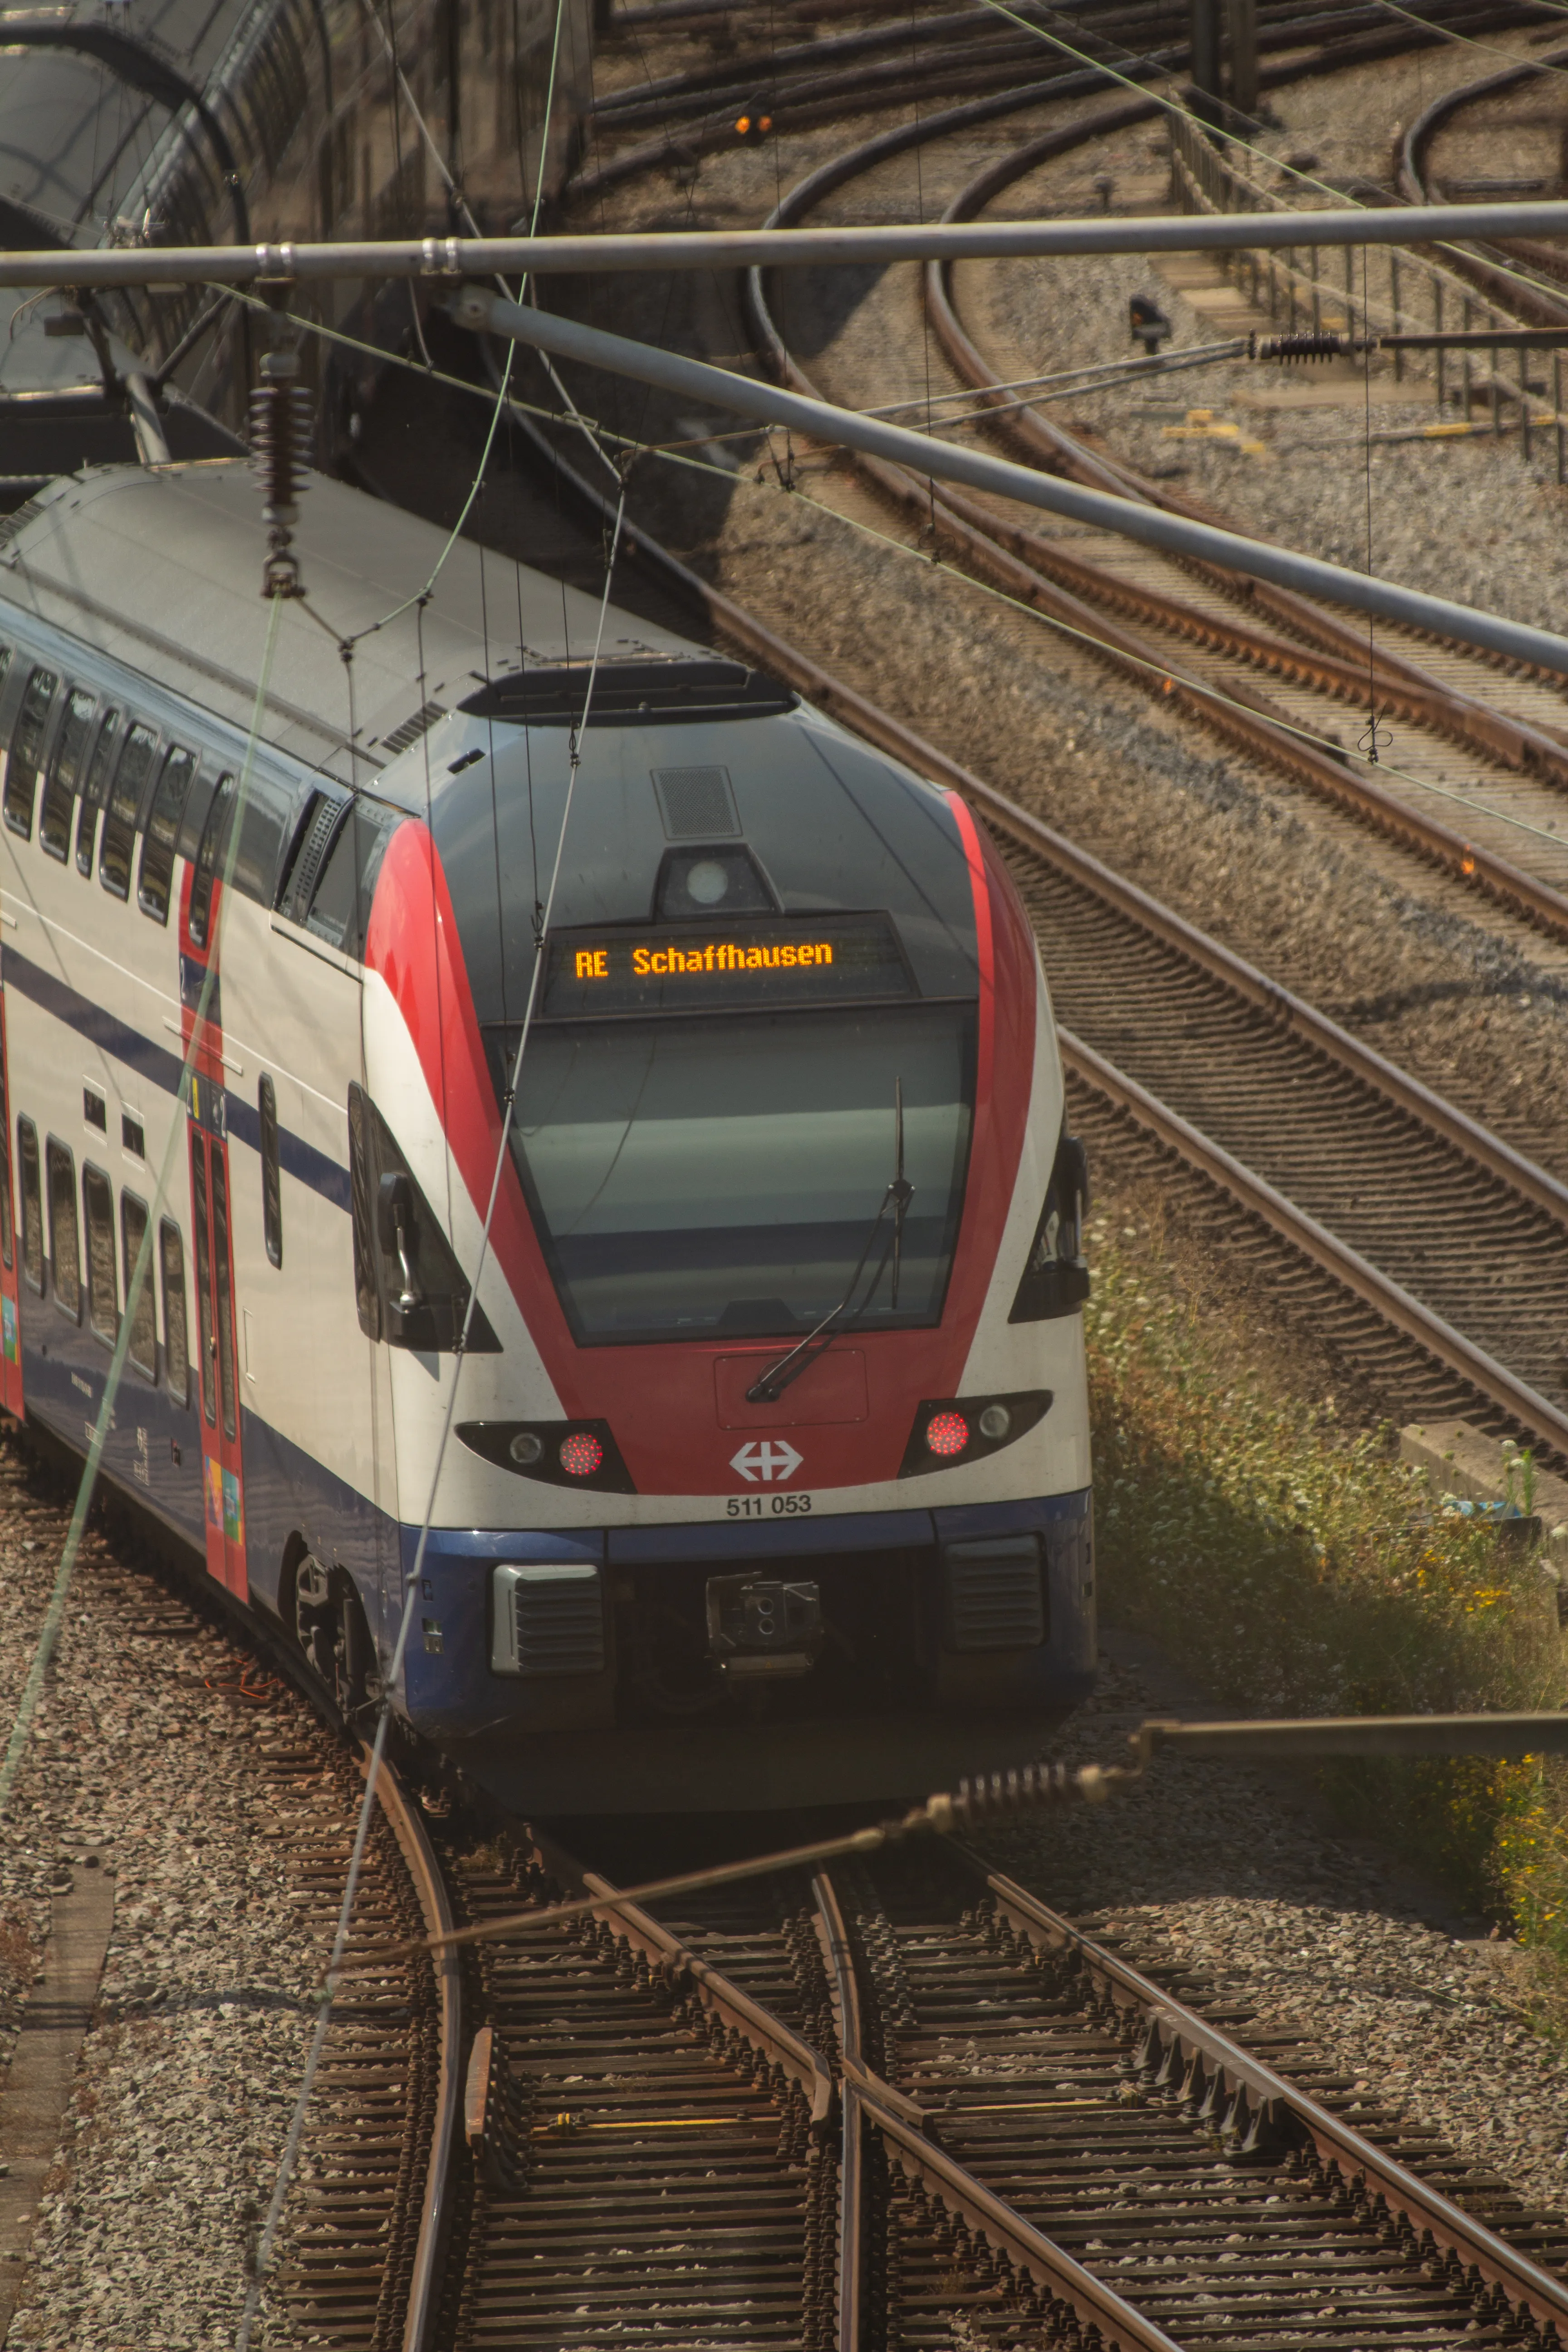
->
[941, 1536, 1046, 1653]
[652, 765, 740, 839]
[492, 1564, 605, 1677]
[377, 701, 446, 756]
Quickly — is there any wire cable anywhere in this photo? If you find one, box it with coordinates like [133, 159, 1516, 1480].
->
[237, 477, 630, 2346]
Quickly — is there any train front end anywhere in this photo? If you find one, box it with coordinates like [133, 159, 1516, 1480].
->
[364, 658, 1095, 1808]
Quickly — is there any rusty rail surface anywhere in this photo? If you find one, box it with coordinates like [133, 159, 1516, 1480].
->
[739, 100, 1568, 950]
[443, 1819, 1568, 2348]
[501, 351, 1568, 1459]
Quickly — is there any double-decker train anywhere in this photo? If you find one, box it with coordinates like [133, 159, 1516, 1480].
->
[0, 456, 1095, 1807]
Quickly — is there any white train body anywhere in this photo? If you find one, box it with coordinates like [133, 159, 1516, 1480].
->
[0, 462, 1094, 1808]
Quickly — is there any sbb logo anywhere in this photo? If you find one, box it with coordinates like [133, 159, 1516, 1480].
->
[730, 1439, 803, 1485]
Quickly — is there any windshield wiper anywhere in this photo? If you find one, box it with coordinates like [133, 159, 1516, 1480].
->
[745, 1078, 913, 1406]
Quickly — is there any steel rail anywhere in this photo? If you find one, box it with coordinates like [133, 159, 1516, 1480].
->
[1060, 1024, 1568, 1450]
[571, 1850, 1190, 2352]
[457, 285, 1568, 677]
[358, 1751, 461, 2352]
[922, 113, 1568, 711]
[737, 97, 1568, 937]
[502, 385, 1568, 1456]
[579, 1869, 836, 2126]
[957, 1850, 1568, 2337]
[1399, 58, 1568, 320]
[956, 770, 1568, 1230]
[812, 1874, 865, 2352]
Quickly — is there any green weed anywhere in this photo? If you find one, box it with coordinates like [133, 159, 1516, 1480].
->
[1085, 1218, 1568, 1957]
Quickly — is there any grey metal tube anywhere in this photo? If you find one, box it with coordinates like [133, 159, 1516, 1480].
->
[454, 285, 1568, 679]
[123, 371, 171, 468]
[1, 200, 1567, 288]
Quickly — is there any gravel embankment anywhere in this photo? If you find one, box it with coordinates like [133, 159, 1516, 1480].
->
[985, 1636, 1568, 2219]
[0, 1432, 322, 2350]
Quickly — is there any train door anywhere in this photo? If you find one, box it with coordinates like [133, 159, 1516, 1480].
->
[0, 990, 20, 1417]
[188, 1085, 246, 1602]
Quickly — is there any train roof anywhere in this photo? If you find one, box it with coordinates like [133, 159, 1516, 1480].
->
[0, 460, 698, 783]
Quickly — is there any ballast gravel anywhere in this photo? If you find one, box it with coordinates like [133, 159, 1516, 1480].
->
[983, 1638, 1568, 2221]
[0, 1431, 322, 2350]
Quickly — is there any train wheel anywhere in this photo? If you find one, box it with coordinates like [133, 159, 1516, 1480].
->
[294, 1553, 382, 1725]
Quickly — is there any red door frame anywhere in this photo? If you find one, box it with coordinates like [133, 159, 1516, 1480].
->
[0, 990, 21, 1418]
[179, 857, 247, 1602]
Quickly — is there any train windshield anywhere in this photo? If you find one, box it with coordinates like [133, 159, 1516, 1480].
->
[503, 1003, 975, 1345]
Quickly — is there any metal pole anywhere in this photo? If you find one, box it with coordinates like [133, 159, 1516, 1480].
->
[1225, 0, 1258, 118]
[453, 285, 1568, 677]
[1522, 343, 1532, 463]
[1190, 0, 1221, 117]
[1390, 253, 1402, 383]
[0, 204, 1566, 287]
[1435, 276, 1446, 411]
[1463, 294, 1473, 422]
[1557, 351, 1564, 485]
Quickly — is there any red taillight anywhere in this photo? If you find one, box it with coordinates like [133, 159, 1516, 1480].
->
[559, 1431, 605, 1479]
[925, 1411, 970, 1459]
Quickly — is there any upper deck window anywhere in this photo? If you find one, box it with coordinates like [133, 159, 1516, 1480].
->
[138, 745, 196, 924]
[4, 666, 59, 841]
[100, 722, 158, 900]
[188, 772, 235, 948]
[39, 688, 94, 862]
[76, 709, 121, 878]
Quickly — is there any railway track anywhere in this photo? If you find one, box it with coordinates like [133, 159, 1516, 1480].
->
[737, 78, 1568, 954]
[1400, 51, 1568, 319]
[412, 1811, 1568, 2349]
[493, 333, 1568, 1458]
[5, 1477, 459, 2352]
[466, 0, 1568, 1455]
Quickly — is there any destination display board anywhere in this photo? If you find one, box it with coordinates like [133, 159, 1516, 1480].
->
[541, 913, 917, 1017]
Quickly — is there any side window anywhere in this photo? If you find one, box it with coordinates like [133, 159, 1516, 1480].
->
[187, 772, 235, 948]
[4, 666, 59, 841]
[82, 1165, 117, 1346]
[259, 1074, 282, 1268]
[45, 1137, 78, 1321]
[137, 745, 196, 924]
[159, 1218, 188, 1405]
[76, 708, 121, 878]
[17, 1117, 40, 1294]
[346, 1083, 380, 1339]
[121, 1192, 157, 1382]
[39, 688, 95, 862]
[308, 800, 402, 958]
[99, 721, 157, 900]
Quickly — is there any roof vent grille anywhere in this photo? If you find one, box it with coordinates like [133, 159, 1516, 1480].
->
[652, 764, 740, 840]
[377, 701, 446, 757]
[0, 496, 47, 554]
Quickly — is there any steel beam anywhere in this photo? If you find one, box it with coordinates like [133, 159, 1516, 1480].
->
[0, 201, 1566, 290]
[457, 284, 1568, 680]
